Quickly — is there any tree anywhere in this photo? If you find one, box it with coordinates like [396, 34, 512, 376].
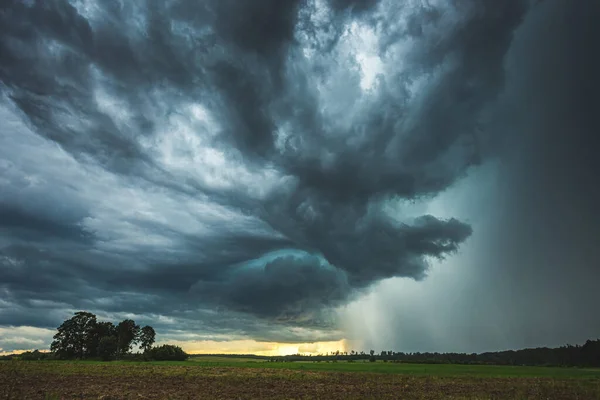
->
[86, 321, 116, 358]
[19, 350, 44, 361]
[51, 312, 97, 359]
[581, 339, 600, 367]
[97, 336, 118, 361]
[116, 319, 140, 356]
[369, 349, 376, 362]
[138, 325, 156, 353]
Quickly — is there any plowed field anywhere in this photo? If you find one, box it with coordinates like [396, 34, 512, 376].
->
[1, 361, 599, 399]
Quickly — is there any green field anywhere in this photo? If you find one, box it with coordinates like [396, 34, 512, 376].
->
[186, 356, 600, 378]
[2, 358, 600, 399]
[16, 356, 600, 378]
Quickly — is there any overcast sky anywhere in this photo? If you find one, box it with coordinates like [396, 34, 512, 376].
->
[1, 0, 598, 355]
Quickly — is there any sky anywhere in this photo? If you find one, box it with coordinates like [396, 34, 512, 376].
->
[1, 0, 599, 356]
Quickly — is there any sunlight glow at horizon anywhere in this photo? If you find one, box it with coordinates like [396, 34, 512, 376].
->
[162, 339, 352, 356]
[1, 339, 356, 357]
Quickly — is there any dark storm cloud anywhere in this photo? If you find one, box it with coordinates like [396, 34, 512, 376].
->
[0, 303, 67, 329]
[0, 203, 92, 243]
[328, 0, 379, 15]
[0, 0, 530, 341]
[191, 255, 350, 319]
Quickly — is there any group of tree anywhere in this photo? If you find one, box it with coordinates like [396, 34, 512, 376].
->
[50, 311, 154, 360]
[48, 311, 186, 361]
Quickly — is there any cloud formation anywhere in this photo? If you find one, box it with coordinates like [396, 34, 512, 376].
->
[0, 0, 529, 342]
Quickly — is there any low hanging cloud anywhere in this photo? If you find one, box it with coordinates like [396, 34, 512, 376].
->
[0, 0, 529, 341]
[190, 254, 350, 320]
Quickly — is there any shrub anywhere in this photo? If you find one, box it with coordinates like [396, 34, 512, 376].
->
[19, 350, 47, 361]
[147, 345, 188, 361]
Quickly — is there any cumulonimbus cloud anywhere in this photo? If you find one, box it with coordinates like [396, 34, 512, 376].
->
[0, 0, 528, 340]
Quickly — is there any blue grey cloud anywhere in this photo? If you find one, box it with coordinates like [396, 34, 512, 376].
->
[0, 0, 530, 342]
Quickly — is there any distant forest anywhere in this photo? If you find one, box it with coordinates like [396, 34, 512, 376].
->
[195, 340, 600, 368]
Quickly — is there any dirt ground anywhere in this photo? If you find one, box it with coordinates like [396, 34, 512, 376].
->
[1, 362, 599, 399]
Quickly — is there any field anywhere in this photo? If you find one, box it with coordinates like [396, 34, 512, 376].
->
[1, 357, 599, 399]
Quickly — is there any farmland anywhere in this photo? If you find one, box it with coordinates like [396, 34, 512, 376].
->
[1, 358, 600, 399]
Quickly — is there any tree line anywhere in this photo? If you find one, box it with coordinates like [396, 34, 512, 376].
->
[199, 340, 600, 368]
[259, 340, 600, 367]
[5, 311, 188, 362]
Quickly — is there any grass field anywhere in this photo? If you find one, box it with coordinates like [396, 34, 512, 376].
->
[1, 358, 599, 399]
[186, 356, 600, 378]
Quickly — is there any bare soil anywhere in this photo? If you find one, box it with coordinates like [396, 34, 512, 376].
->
[1, 362, 599, 399]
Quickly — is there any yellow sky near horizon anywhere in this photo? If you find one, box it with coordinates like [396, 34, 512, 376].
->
[2, 339, 357, 357]
[156, 339, 352, 356]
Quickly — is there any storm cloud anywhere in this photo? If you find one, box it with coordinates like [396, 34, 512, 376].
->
[0, 0, 533, 344]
